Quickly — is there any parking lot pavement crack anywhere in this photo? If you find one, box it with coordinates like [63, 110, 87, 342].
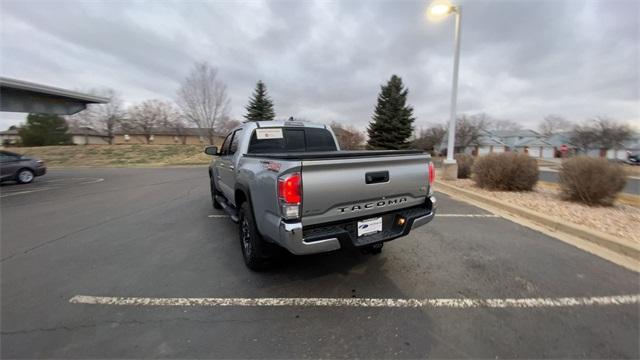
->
[0, 186, 198, 263]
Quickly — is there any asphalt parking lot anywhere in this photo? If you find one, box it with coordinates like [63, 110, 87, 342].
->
[1, 167, 638, 358]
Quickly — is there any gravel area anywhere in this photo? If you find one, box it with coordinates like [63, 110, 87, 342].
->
[443, 179, 640, 244]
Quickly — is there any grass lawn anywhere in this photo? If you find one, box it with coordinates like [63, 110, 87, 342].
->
[4, 145, 213, 167]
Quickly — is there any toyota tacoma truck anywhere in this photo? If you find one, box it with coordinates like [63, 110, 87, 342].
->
[205, 119, 436, 270]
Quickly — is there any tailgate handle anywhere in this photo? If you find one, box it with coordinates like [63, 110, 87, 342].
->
[365, 171, 389, 184]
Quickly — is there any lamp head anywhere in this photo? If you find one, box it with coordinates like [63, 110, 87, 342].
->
[427, 1, 456, 21]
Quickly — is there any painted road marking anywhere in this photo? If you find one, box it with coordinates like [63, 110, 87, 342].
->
[69, 294, 639, 309]
[79, 178, 105, 184]
[208, 214, 230, 218]
[0, 178, 104, 198]
[437, 214, 499, 218]
[0, 187, 56, 198]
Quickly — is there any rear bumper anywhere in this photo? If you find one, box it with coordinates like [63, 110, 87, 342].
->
[277, 195, 436, 255]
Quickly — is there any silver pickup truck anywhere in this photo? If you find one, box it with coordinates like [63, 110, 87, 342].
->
[205, 119, 436, 270]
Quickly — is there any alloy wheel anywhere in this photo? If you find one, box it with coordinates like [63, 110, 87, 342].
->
[18, 170, 33, 183]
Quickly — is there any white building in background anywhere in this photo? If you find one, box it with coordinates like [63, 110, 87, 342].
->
[463, 131, 507, 156]
[0, 128, 20, 146]
[437, 127, 638, 160]
[491, 130, 555, 159]
[441, 129, 557, 159]
[68, 126, 110, 145]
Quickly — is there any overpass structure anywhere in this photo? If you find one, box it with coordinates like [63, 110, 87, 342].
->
[0, 77, 109, 115]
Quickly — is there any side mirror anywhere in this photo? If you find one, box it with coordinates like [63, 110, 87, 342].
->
[204, 146, 218, 156]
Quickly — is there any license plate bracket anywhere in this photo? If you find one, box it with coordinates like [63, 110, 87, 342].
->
[357, 217, 383, 237]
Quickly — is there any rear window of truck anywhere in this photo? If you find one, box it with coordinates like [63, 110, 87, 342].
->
[247, 127, 337, 153]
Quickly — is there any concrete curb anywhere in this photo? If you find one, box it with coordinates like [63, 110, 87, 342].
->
[435, 180, 640, 260]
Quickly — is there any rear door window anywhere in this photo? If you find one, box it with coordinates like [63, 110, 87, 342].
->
[305, 128, 337, 151]
[247, 127, 337, 153]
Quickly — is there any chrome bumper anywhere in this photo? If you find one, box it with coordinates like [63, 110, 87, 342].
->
[278, 221, 341, 255]
[277, 195, 436, 255]
[411, 195, 437, 230]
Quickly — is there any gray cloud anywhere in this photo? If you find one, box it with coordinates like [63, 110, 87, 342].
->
[1, 0, 638, 131]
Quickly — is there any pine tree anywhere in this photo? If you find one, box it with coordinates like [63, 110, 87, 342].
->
[367, 75, 415, 149]
[18, 113, 72, 146]
[244, 81, 275, 121]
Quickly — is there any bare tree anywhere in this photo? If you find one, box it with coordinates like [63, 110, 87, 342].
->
[539, 115, 573, 136]
[155, 102, 186, 144]
[215, 116, 242, 135]
[570, 117, 632, 153]
[67, 88, 125, 144]
[330, 122, 365, 150]
[127, 99, 176, 144]
[592, 116, 632, 150]
[166, 115, 188, 144]
[492, 119, 522, 131]
[414, 124, 446, 152]
[177, 62, 230, 144]
[454, 113, 491, 151]
[570, 123, 599, 153]
[66, 106, 95, 145]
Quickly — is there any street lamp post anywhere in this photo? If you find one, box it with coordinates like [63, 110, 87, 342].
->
[428, 1, 462, 180]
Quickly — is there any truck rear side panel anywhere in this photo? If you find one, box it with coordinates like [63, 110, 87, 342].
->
[300, 154, 430, 226]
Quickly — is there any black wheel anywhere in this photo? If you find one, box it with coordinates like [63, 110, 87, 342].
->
[238, 202, 274, 271]
[16, 168, 34, 184]
[210, 176, 222, 209]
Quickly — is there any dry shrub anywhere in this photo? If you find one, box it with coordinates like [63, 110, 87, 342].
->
[472, 152, 538, 191]
[559, 156, 626, 206]
[455, 153, 475, 179]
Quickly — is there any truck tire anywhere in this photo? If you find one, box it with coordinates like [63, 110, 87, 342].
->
[238, 202, 274, 270]
[210, 177, 222, 209]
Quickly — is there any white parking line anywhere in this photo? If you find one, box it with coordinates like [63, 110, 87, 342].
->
[79, 178, 105, 184]
[0, 187, 56, 198]
[69, 294, 639, 309]
[208, 214, 230, 218]
[437, 214, 499, 218]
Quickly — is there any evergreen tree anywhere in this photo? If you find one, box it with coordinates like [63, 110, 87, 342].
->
[367, 75, 415, 149]
[18, 113, 72, 146]
[244, 80, 275, 121]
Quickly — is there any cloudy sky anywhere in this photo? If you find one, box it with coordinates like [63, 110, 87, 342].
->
[1, 0, 638, 131]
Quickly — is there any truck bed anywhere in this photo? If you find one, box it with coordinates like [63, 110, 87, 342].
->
[243, 149, 425, 160]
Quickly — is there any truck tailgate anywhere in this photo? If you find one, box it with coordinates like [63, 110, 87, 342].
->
[300, 154, 430, 226]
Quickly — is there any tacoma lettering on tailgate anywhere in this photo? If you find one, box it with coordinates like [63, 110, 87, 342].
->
[337, 197, 408, 213]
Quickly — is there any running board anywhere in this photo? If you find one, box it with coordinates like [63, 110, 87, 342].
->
[216, 195, 239, 222]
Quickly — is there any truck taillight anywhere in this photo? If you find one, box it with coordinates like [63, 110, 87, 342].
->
[278, 172, 301, 219]
[428, 162, 435, 185]
[278, 173, 301, 204]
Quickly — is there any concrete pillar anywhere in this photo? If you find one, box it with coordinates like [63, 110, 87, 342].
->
[442, 162, 458, 180]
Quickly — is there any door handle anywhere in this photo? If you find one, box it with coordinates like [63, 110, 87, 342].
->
[365, 171, 389, 184]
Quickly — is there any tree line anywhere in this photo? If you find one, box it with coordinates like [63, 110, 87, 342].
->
[17, 62, 279, 147]
[413, 114, 634, 154]
[12, 63, 634, 151]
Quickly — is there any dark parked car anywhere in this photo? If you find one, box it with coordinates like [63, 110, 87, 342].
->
[0, 150, 46, 184]
[627, 151, 639, 165]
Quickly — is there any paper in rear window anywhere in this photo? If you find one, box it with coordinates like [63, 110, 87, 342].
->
[255, 128, 283, 139]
